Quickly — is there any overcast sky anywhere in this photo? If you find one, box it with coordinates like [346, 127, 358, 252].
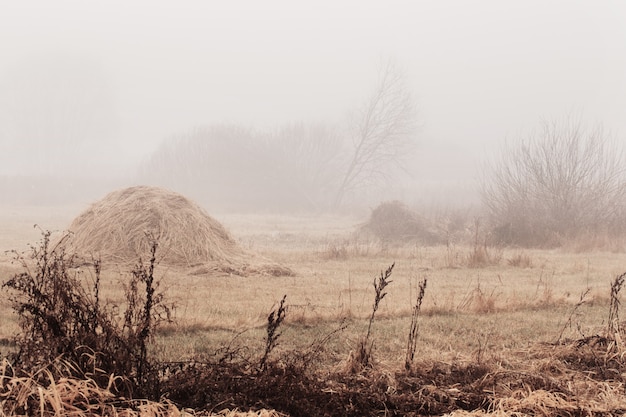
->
[1, 0, 625, 183]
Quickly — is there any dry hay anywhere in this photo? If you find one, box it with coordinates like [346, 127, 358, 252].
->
[0, 358, 284, 417]
[64, 186, 292, 276]
[4, 335, 626, 417]
[361, 200, 442, 244]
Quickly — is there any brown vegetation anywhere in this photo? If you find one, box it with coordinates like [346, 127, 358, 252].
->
[482, 117, 626, 247]
[2, 231, 169, 400]
[3, 210, 626, 416]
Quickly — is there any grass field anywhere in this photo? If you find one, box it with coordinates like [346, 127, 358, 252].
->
[1, 204, 626, 415]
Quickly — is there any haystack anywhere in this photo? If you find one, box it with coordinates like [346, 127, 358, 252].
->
[361, 200, 442, 244]
[65, 186, 291, 275]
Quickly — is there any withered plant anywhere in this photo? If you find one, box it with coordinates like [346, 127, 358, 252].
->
[467, 218, 501, 267]
[352, 263, 394, 369]
[555, 287, 591, 344]
[259, 294, 287, 371]
[405, 277, 427, 371]
[507, 252, 533, 268]
[608, 272, 626, 337]
[2, 230, 170, 399]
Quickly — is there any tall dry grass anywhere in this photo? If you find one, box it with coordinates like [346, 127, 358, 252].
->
[0, 356, 284, 416]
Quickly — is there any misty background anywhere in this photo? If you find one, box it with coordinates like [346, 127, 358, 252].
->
[1, 1, 625, 212]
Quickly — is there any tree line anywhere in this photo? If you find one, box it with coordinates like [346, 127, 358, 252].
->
[140, 60, 418, 212]
[137, 62, 626, 247]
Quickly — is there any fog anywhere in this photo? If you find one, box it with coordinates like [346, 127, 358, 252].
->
[1, 1, 625, 210]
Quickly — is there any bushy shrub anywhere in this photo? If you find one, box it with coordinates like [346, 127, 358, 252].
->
[482, 117, 626, 247]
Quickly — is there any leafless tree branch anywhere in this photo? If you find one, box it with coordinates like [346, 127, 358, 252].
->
[333, 60, 418, 208]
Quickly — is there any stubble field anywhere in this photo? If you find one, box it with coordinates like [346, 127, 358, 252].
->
[1, 204, 626, 416]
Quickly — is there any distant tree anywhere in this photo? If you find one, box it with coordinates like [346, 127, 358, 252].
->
[481, 117, 626, 246]
[262, 122, 344, 210]
[140, 125, 261, 207]
[333, 60, 418, 208]
[140, 123, 344, 211]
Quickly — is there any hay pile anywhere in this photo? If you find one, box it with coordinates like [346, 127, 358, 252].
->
[361, 201, 442, 244]
[65, 186, 291, 276]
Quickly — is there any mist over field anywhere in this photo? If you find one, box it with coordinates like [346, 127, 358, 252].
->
[5, 4, 626, 415]
[0, 1, 625, 211]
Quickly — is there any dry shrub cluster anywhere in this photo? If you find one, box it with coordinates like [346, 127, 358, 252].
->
[466, 219, 502, 268]
[482, 117, 626, 248]
[360, 202, 506, 269]
[321, 242, 349, 260]
[506, 252, 533, 268]
[320, 238, 380, 260]
[2, 231, 169, 400]
[456, 280, 499, 314]
[466, 244, 501, 269]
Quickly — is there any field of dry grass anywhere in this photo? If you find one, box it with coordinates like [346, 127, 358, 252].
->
[1, 204, 626, 415]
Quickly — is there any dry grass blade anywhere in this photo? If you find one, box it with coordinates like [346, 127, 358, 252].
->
[493, 389, 588, 416]
[608, 272, 626, 336]
[405, 277, 427, 371]
[0, 362, 196, 417]
[0, 359, 12, 390]
[214, 410, 286, 417]
[349, 263, 395, 371]
[555, 287, 591, 344]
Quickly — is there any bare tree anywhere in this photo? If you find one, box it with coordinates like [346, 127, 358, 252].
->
[140, 61, 417, 211]
[482, 116, 626, 246]
[333, 60, 418, 208]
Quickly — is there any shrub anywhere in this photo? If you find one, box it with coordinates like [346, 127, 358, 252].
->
[481, 116, 626, 247]
[2, 230, 170, 398]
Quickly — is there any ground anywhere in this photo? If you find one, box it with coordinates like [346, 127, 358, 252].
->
[1, 203, 626, 416]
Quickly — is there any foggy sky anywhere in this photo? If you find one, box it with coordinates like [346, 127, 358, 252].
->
[1, 1, 625, 185]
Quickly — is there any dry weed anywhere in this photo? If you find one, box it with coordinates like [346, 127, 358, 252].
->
[507, 252, 533, 268]
[457, 279, 498, 314]
[321, 241, 348, 260]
